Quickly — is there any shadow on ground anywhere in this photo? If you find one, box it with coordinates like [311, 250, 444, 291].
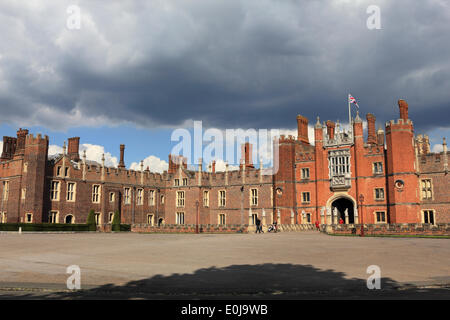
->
[0, 263, 449, 299]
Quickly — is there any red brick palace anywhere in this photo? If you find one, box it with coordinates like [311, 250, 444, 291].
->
[0, 99, 448, 227]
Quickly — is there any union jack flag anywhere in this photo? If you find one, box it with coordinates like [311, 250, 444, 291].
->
[349, 94, 359, 109]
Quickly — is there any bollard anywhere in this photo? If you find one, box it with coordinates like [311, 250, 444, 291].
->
[19, 227, 22, 234]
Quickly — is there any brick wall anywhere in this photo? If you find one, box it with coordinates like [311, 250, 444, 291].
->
[326, 223, 450, 236]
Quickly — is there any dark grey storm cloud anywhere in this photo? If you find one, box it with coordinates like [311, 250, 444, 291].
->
[0, 0, 449, 131]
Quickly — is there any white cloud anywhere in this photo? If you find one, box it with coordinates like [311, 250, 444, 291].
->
[130, 155, 168, 173]
[214, 159, 239, 172]
[48, 144, 63, 156]
[80, 143, 118, 167]
[48, 143, 118, 167]
[432, 144, 443, 153]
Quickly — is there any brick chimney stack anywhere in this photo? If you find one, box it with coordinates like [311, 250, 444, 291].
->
[15, 128, 29, 156]
[398, 99, 409, 121]
[296, 115, 309, 144]
[326, 121, 335, 140]
[118, 144, 125, 168]
[67, 137, 80, 161]
[366, 113, 377, 145]
[240, 142, 254, 170]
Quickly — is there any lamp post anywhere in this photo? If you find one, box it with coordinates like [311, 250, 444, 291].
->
[195, 200, 199, 234]
[359, 194, 365, 237]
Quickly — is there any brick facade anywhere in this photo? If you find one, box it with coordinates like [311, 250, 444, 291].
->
[0, 99, 448, 228]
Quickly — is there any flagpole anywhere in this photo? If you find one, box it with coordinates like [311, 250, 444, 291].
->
[348, 94, 352, 131]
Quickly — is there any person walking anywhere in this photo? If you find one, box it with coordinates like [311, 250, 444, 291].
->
[315, 220, 320, 231]
[255, 218, 262, 233]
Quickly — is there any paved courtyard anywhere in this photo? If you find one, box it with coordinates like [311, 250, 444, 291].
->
[0, 231, 449, 298]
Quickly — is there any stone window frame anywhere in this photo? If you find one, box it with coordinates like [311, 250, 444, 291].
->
[50, 180, 60, 201]
[124, 187, 131, 205]
[301, 167, 310, 179]
[203, 190, 209, 207]
[23, 162, 28, 173]
[302, 192, 311, 203]
[21, 188, 26, 201]
[161, 195, 165, 205]
[108, 212, 114, 224]
[94, 212, 102, 225]
[251, 213, 258, 225]
[421, 209, 436, 225]
[66, 182, 76, 202]
[26, 213, 33, 224]
[174, 179, 180, 186]
[250, 188, 258, 206]
[148, 190, 155, 206]
[373, 162, 383, 175]
[328, 149, 351, 178]
[218, 190, 226, 207]
[48, 211, 59, 224]
[56, 166, 62, 177]
[373, 211, 387, 224]
[218, 213, 226, 225]
[136, 188, 144, 206]
[2, 181, 9, 201]
[420, 179, 434, 201]
[182, 178, 188, 186]
[176, 212, 185, 225]
[374, 187, 385, 201]
[64, 166, 70, 178]
[109, 192, 115, 203]
[306, 213, 311, 224]
[176, 190, 185, 208]
[1, 212, 7, 223]
[92, 184, 101, 204]
[147, 214, 154, 226]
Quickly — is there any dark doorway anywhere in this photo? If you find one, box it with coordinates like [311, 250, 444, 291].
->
[331, 198, 355, 224]
[65, 215, 73, 224]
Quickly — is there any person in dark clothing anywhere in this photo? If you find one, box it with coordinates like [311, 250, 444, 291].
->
[255, 218, 263, 233]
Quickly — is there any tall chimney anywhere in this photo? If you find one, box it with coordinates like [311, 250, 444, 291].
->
[326, 121, 335, 140]
[118, 144, 125, 168]
[398, 99, 409, 121]
[366, 113, 376, 145]
[15, 128, 29, 156]
[67, 137, 80, 161]
[296, 115, 309, 144]
[240, 142, 254, 170]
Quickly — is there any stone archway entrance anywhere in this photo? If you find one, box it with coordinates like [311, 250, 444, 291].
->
[331, 197, 355, 224]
